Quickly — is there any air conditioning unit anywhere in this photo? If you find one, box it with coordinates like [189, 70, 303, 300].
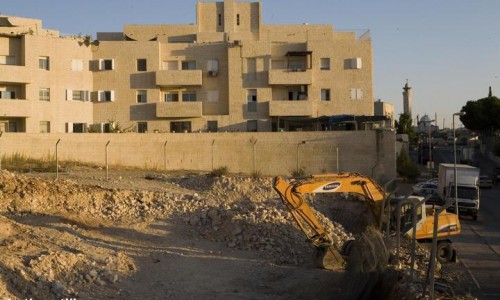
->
[233, 40, 241, 46]
[208, 70, 218, 77]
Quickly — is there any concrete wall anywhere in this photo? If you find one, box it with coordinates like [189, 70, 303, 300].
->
[0, 131, 396, 181]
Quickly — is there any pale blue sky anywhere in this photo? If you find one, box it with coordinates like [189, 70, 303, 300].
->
[2, 0, 499, 128]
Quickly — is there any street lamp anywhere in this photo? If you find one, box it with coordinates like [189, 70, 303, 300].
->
[453, 112, 465, 215]
[427, 119, 435, 170]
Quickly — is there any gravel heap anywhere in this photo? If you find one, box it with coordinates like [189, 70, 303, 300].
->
[0, 171, 353, 267]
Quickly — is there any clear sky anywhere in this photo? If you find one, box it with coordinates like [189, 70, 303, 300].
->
[2, 0, 499, 128]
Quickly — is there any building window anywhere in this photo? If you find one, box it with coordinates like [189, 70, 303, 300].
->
[321, 89, 331, 101]
[99, 90, 115, 102]
[137, 59, 147, 71]
[320, 58, 330, 70]
[247, 89, 257, 112]
[247, 120, 258, 132]
[137, 90, 147, 103]
[71, 59, 83, 71]
[207, 59, 219, 76]
[350, 88, 363, 100]
[39, 56, 49, 70]
[137, 122, 148, 133]
[0, 91, 16, 99]
[182, 91, 197, 102]
[164, 93, 179, 102]
[39, 88, 50, 101]
[66, 123, 86, 133]
[218, 14, 222, 26]
[207, 121, 218, 132]
[73, 123, 85, 133]
[181, 60, 196, 70]
[99, 59, 114, 70]
[40, 121, 50, 133]
[66, 90, 89, 101]
[0, 121, 17, 132]
[103, 123, 111, 133]
[346, 58, 362, 69]
[237, 14, 240, 26]
[171, 121, 191, 133]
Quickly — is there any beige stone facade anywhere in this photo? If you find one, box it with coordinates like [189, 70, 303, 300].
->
[374, 100, 395, 127]
[0, 0, 373, 133]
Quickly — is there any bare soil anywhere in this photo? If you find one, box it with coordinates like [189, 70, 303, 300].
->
[0, 168, 478, 299]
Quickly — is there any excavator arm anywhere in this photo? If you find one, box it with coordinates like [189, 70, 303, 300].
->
[273, 173, 388, 270]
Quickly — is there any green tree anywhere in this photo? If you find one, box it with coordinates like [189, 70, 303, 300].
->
[461, 87, 500, 136]
[395, 113, 417, 144]
[396, 148, 420, 181]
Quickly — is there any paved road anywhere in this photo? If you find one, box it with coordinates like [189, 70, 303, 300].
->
[453, 187, 500, 299]
[433, 147, 500, 299]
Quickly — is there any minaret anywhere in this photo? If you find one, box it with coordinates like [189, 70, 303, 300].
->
[403, 80, 412, 119]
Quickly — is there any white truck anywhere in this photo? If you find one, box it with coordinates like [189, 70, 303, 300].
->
[438, 163, 480, 220]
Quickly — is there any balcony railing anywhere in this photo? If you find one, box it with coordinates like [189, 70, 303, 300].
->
[155, 70, 203, 86]
[0, 64, 31, 83]
[268, 69, 312, 85]
[156, 101, 202, 118]
[0, 98, 31, 117]
[268, 100, 313, 117]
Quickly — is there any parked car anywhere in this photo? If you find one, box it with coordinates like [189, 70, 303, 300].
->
[412, 182, 438, 196]
[478, 175, 493, 189]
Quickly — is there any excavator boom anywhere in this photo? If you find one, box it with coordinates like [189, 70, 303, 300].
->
[273, 173, 388, 270]
[273, 172, 462, 269]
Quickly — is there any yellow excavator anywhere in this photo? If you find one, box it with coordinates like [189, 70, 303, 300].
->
[273, 173, 461, 270]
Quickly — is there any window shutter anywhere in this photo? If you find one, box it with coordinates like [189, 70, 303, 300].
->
[357, 89, 363, 99]
[350, 89, 356, 100]
[84, 91, 89, 101]
[66, 122, 73, 133]
[356, 58, 362, 69]
[110, 90, 115, 102]
[111, 59, 115, 70]
[66, 90, 72, 100]
[99, 59, 104, 70]
[98, 90, 103, 101]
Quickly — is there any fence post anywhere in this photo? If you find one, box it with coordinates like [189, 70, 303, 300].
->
[211, 139, 215, 170]
[0, 131, 3, 171]
[164, 139, 168, 171]
[336, 147, 339, 173]
[55, 139, 61, 180]
[105, 140, 110, 181]
[253, 139, 258, 174]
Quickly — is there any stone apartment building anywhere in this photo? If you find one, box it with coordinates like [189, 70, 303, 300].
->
[0, 0, 373, 133]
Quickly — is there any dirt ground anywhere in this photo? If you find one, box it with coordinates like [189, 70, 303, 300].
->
[0, 167, 479, 299]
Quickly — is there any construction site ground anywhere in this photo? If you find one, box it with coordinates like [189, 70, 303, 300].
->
[0, 167, 479, 299]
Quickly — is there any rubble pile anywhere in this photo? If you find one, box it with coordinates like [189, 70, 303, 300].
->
[0, 171, 352, 267]
[0, 170, 474, 299]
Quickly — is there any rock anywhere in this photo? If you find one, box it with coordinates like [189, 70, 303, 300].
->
[96, 279, 107, 286]
[52, 280, 65, 295]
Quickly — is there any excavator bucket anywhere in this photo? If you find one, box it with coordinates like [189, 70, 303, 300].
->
[314, 246, 346, 270]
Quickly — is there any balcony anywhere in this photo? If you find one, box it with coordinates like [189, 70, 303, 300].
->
[0, 99, 32, 117]
[155, 70, 202, 86]
[268, 69, 312, 85]
[156, 101, 203, 118]
[268, 100, 313, 117]
[0, 65, 31, 83]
